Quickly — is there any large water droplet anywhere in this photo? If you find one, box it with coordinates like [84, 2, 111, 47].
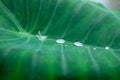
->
[56, 39, 65, 44]
[74, 42, 83, 47]
[105, 46, 109, 50]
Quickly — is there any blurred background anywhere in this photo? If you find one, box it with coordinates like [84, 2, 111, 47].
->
[92, 0, 120, 11]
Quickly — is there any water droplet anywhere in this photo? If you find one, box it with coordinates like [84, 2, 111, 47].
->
[105, 46, 109, 50]
[56, 39, 65, 44]
[93, 48, 96, 50]
[74, 42, 83, 47]
[36, 35, 47, 41]
[39, 36, 47, 41]
[35, 31, 47, 41]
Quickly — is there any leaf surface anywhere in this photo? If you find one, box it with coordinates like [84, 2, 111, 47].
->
[0, 0, 120, 80]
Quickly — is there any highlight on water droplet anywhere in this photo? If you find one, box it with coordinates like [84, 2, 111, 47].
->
[74, 42, 83, 47]
[56, 39, 65, 44]
[93, 48, 96, 50]
[105, 46, 109, 50]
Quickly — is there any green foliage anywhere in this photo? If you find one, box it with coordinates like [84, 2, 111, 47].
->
[0, 0, 120, 80]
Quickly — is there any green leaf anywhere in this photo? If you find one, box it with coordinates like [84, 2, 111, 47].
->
[0, 0, 120, 80]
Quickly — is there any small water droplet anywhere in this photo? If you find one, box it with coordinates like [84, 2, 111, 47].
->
[93, 48, 96, 50]
[105, 46, 109, 50]
[74, 42, 83, 47]
[56, 39, 65, 44]
[36, 35, 47, 41]
[39, 36, 47, 41]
